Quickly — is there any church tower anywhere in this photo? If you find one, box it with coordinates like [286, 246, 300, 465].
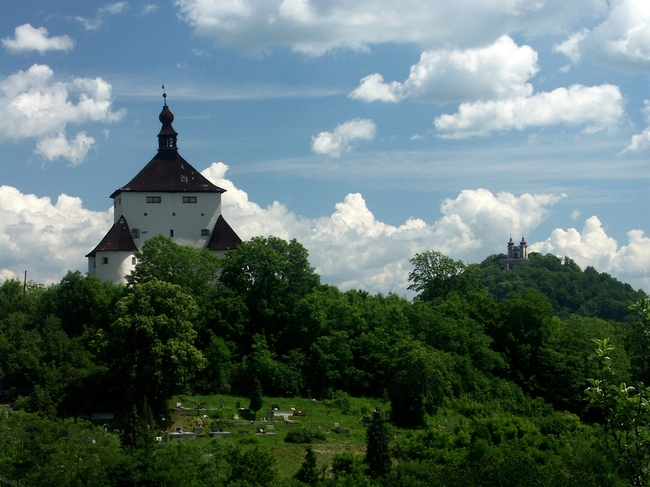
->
[86, 94, 241, 283]
[498, 236, 528, 268]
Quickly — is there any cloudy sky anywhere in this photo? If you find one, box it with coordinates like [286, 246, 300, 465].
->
[2, 0, 650, 295]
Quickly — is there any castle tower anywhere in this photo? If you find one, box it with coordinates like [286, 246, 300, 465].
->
[86, 95, 241, 284]
[499, 235, 528, 268]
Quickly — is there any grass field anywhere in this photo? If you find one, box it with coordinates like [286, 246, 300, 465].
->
[165, 393, 391, 478]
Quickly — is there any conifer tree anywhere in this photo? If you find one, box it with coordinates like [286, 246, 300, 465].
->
[249, 376, 264, 420]
[295, 446, 319, 486]
[365, 409, 391, 477]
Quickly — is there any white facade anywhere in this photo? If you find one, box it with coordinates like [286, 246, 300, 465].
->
[114, 191, 222, 249]
[89, 251, 137, 283]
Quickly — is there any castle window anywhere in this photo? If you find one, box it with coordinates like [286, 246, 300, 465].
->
[131, 228, 140, 239]
[170, 229, 174, 237]
[146, 196, 161, 203]
[132, 257, 137, 265]
[101, 257, 108, 265]
[183, 196, 197, 203]
[201, 229, 210, 236]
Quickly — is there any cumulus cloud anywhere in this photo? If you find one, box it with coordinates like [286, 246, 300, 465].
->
[351, 36, 538, 103]
[174, 0, 602, 55]
[2, 24, 74, 54]
[203, 162, 566, 292]
[311, 119, 376, 157]
[0, 64, 124, 164]
[348, 36, 624, 138]
[555, 0, 650, 70]
[0, 186, 113, 286]
[434, 84, 624, 138]
[531, 216, 650, 284]
[3, 164, 648, 294]
[35, 132, 96, 165]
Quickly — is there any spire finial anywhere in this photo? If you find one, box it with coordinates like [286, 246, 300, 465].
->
[162, 83, 167, 106]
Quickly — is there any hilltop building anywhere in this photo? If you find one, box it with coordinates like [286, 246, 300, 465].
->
[86, 94, 241, 284]
[498, 236, 528, 269]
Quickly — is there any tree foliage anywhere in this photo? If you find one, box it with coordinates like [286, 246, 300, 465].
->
[101, 279, 206, 411]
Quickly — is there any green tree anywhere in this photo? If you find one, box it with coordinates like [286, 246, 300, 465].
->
[586, 297, 650, 486]
[218, 236, 320, 353]
[389, 342, 456, 427]
[126, 235, 221, 295]
[101, 279, 206, 411]
[408, 250, 481, 301]
[295, 446, 319, 486]
[249, 376, 264, 420]
[122, 397, 156, 451]
[365, 409, 391, 478]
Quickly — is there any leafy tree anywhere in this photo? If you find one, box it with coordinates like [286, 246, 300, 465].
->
[365, 409, 391, 478]
[218, 236, 320, 353]
[225, 444, 277, 487]
[101, 279, 206, 411]
[295, 446, 319, 486]
[249, 376, 264, 420]
[408, 250, 482, 301]
[586, 297, 650, 486]
[389, 341, 456, 427]
[126, 235, 221, 295]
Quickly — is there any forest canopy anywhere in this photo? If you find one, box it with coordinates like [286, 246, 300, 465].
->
[0, 236, 647, 486]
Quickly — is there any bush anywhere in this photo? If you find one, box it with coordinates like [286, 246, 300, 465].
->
[284, 429, 326, 444]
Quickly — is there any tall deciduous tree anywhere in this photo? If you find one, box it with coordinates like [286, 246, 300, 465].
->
[408, 250, 482, 301]
[218, 236, 320, 353]
[126, 235, 221, 295]
[389, 341, 455, 427]
[102, 279, 206, 411]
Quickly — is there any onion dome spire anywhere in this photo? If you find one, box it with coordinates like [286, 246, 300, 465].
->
[157, 88, 178, 151]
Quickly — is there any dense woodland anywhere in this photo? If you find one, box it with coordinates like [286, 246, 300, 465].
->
[1, 235, 649, 486]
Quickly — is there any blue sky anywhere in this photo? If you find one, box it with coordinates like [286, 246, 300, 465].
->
[2, 0, 650, 295]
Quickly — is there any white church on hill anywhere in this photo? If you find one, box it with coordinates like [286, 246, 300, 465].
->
[86, 94, 241, 284]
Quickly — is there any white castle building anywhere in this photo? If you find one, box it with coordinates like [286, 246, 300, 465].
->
[86, 95, 241, 284]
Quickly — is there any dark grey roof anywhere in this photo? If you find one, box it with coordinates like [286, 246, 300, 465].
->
[110, 104, 225, 198]
[85, 216, 138, 257]
[207, 215, 242, 251]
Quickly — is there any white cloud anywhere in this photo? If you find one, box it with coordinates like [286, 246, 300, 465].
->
[311, 119, 376, 157]
[3, 165, 647, 295]
[35, 132, 96, 165]
[142, 4, 159, 15]
[203, 162, 566, 292]
[351, 36, 538, 103]
[623, 100, 650, 153]
[76, 2, 129, 30]
[101, 1, 128, 15]
[434, 84, 624, 138]
[531, 216, 650, 283]
[0, 186, 113, 286]
[174, 0, 604, 55]
[623, 127, 650, 152]
[2, 24, 74, 55]
[556, 0, 650, 70]
[0, 64, 124, 164]
[553, 29, 589, 63]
